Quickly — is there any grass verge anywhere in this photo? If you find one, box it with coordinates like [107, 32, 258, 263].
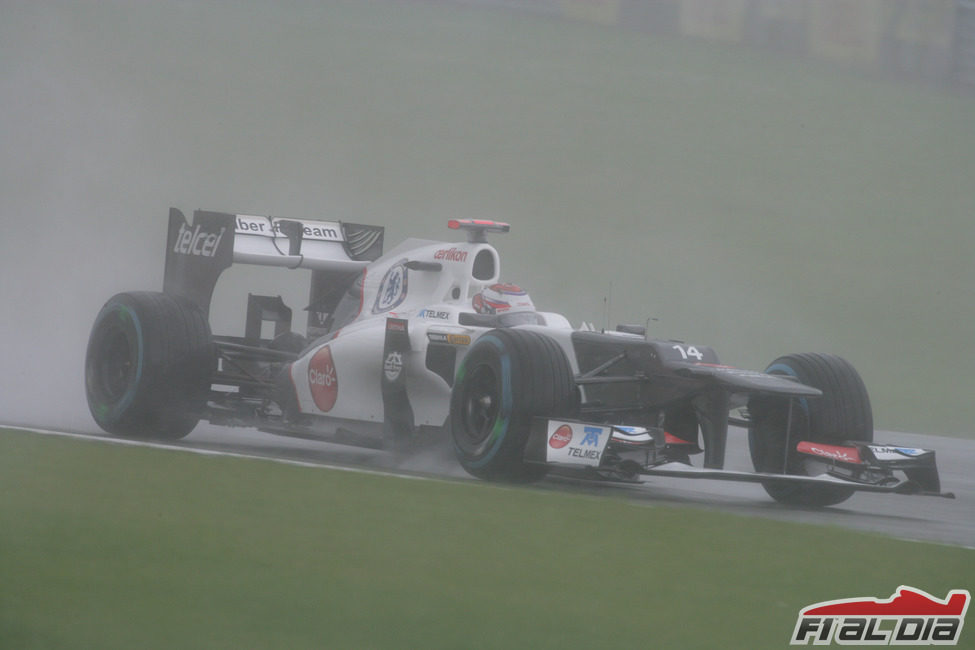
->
[1, 429, 972, 649]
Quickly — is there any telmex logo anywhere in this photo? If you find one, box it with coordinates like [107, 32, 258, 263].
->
[791, 586, 970, 645]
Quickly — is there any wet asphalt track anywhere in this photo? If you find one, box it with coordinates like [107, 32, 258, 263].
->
[8, 423, 974, 548]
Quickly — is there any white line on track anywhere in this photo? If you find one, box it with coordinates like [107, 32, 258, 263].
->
[7, 424, 973, 548]
[3, 425, 436, 482]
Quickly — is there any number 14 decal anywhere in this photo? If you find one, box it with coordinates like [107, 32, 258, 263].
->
[672, 344, 704, 361]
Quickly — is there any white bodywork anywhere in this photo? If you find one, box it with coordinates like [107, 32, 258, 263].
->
[285, 236, 574, 431]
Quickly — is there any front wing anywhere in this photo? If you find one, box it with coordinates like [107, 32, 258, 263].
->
[525, 418, 954, 499]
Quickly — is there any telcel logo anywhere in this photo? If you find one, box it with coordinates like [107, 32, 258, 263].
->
[173, 223, 226, 257]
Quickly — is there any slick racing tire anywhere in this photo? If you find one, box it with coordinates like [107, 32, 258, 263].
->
[748, 353, 873, 507]
[85, 291, 213, 440]
[450, 329, 577, 482]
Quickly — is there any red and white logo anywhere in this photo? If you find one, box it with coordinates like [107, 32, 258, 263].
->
[792, 586, 970, 645]
[308, 346, 338, 412]
[797, 441, 862, 464]
[434, 247, 468, 262]
[549, 425, 573, 449]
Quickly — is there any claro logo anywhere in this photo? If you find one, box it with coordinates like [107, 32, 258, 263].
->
[173, 223, 226, 257]
[308, 346, 338, 412]
[549, 425, 573, 449]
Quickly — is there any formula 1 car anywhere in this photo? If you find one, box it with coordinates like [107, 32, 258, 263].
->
[85, 208, 953, 506]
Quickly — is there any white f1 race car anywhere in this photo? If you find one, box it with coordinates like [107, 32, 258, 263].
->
[85, 209, 953, 506]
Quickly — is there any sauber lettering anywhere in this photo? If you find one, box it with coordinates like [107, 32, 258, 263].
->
[235, 216, 275, 235]
[434, 248, 468, 262]
[235, 215, 342, 242]
[302, 224, 341, 241]
[173, 223, 226, 257]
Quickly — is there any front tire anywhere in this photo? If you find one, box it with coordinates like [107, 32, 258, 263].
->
[748, 353, 873, 507]
[450, 329, 577, 482]
[85, 291, 213, 439]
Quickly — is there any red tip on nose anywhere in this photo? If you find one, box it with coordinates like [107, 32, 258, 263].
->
[448, 219, 461, 230]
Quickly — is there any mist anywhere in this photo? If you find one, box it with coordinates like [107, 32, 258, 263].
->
[2, 1, 973, 436]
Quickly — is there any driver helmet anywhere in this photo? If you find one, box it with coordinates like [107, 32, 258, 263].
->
[472, 283, 535, 315]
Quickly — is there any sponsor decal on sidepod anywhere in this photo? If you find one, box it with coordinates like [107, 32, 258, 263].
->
[384, 351, 403, 382]
[374, 263, 408, 313]
[308, 346, 338, 412]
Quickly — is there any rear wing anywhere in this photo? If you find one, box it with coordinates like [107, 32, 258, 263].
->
[163, 208, 384, 333]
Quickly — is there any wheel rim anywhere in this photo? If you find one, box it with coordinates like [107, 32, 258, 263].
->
[90, 322, 136, 404]
[461, 363, 500, 445]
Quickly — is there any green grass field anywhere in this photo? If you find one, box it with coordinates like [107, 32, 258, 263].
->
[1, 429, 971, 649]
[1, 1, 973, 435]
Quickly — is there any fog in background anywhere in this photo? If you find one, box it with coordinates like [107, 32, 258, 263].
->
[2, 1, 973, 435]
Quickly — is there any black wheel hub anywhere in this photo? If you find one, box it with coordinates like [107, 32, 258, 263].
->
[461, 363, 500, 444]
[92, 323, 135, 403]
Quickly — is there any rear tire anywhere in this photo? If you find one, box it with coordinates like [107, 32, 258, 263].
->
[85, 291, 213, 439]
[748, 353, 873, 507]
[450, 329, 577, 482]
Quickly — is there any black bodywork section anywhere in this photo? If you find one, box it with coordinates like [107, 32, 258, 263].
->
[382, 318, 415, 442]
[163, 209, 236, 317]
[570, 331, 820, 470]
[555, 331, 950, 498]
